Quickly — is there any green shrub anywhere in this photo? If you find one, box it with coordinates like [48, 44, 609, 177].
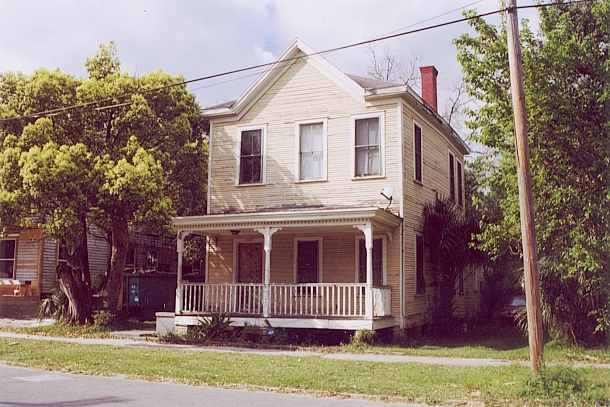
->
[93, 310, 116, 328]
[37, 287, 68, 322]
[351, 329, 377, 346]
[193, 312, 233, 341]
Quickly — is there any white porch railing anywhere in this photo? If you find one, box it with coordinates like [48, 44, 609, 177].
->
[180, 283, 391, 318]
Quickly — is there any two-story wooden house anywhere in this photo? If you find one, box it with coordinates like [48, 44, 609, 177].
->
[170, 39, 472, 333]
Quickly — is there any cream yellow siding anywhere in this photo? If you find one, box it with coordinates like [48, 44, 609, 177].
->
[199, 43, 476, 331]
[209, 58, 401, 216]
[401, 99, 472, 328]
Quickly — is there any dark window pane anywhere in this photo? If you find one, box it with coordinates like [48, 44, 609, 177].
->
[0, 240, 15, 259]
[239, 129, 262, 184]
[449, 153, 455, 201]
[416, 234, 425, 294]
[414, 125, 422, 182]
[457, 161, 463, 207]
[0, 260, 13, 278]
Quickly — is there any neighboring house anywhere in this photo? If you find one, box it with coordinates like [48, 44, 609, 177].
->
[0, 226, 110, 317]
[170, 39, 473, 333]
[1, 225, 188, 318]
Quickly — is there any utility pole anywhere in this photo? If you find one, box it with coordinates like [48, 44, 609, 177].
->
[504, 0, 544, 373]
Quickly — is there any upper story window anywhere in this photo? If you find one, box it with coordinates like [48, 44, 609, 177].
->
[449, 151, 456, 202]
[414, 122, 423, 183]
[0, 239, 16, 279]
[238, 126, 265, 185]
[353, 114, 384, 178]
[457, 160, 464, 207]
[296, 120, 326, 181]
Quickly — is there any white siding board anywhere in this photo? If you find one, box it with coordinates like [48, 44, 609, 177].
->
[15, 237, 40, 282]
[41, 239, 58, 294]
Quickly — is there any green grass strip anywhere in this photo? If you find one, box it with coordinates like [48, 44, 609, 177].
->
[1, 337, 609, 406]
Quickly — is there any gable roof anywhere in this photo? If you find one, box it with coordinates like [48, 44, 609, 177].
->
[201, 39, 469, 155]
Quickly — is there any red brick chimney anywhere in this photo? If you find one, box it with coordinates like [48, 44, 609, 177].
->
[419, 65, 438, 111]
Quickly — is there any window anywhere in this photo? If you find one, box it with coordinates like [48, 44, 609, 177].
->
[126, 245, 136, 269]
[414, 123, 423, 183]
[296, 239, 320, 283]
[57, 246, 69, 266]
[472, 268, 479, 292]
[449, 152, 456, 202]
[353, 115, 382, 177]
[146, 250, 158, 270]
[0, 240, 15, 279]
[458, 269, 464, 295]
[239, 128, 264, 185]
[357, 238, 383, 286]
[457, 160, 464, 207]
[415, 234, 425, 294]
[297, 121, 326, 181]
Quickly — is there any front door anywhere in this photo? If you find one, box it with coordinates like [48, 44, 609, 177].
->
[297, 240, 319, 283]
[237, 242, 263, 283]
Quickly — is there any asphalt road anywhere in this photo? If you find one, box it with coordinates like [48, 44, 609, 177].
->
[0, 364, 442, 407]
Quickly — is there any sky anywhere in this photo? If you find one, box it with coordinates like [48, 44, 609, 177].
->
[0, 0, 542, 132]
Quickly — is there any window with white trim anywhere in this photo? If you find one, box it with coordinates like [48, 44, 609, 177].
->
[449, 151, 456, 202]
[297, 120, 326, 181]
[353, 114, 383, 177]
[414, 123, 423, 183]
[238, 127, 264, 185]
[0, 240, 16, 279]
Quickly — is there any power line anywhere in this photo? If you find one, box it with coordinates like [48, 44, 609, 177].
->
[0, 0, 592, 123]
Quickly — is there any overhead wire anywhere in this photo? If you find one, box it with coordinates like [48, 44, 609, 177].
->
[0, 0, 592, 123]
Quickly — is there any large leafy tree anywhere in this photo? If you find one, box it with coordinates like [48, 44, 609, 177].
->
[455, 1, 610, 344]
[0, 42, 207, 322]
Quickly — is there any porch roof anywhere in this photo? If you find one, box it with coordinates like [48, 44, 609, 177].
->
[173, 207, 401, 235]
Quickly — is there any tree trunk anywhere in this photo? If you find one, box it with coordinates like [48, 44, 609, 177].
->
[105, 215, 129, 312]
[57, 222, 92, 325]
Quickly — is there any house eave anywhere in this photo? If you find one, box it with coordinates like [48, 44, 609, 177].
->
[173, 207, 401, 234]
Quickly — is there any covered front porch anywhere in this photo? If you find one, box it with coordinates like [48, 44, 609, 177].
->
[172, 208, 402, 331]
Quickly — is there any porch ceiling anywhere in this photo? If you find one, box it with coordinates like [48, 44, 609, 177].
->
[173, 207, 401, 236]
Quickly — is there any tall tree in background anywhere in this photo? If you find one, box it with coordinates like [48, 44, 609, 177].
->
[455, 1, 609, 345]
[0, 42, 207, 321]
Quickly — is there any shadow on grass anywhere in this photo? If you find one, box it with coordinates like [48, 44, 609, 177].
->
[418, 323, 529, 351]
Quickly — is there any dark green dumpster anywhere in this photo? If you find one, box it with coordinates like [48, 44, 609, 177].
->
[125, 273, 176, 319]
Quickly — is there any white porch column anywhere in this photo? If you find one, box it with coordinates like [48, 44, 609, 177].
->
[255, 227, 281, 318]
[355, 223, 374, 319]
[175, 231, 190, 314]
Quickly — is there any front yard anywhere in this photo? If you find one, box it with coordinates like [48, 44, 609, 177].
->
[0, 322, 609, 406]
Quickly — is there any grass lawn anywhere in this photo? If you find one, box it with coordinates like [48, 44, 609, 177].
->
[0, 336, 609, 406]
[336, 325, 610, 364]
[2, 321, 609, 406]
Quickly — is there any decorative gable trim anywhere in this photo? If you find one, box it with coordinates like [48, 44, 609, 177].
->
[202, 39, 366, 120]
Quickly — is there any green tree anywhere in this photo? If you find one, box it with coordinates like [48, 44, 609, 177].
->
[422, 196, 483, 333]
[455, 1, 610, 344]
[0, 42, 207, 321]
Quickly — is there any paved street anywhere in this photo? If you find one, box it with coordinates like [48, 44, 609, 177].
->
[0, 364, 441, 407]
